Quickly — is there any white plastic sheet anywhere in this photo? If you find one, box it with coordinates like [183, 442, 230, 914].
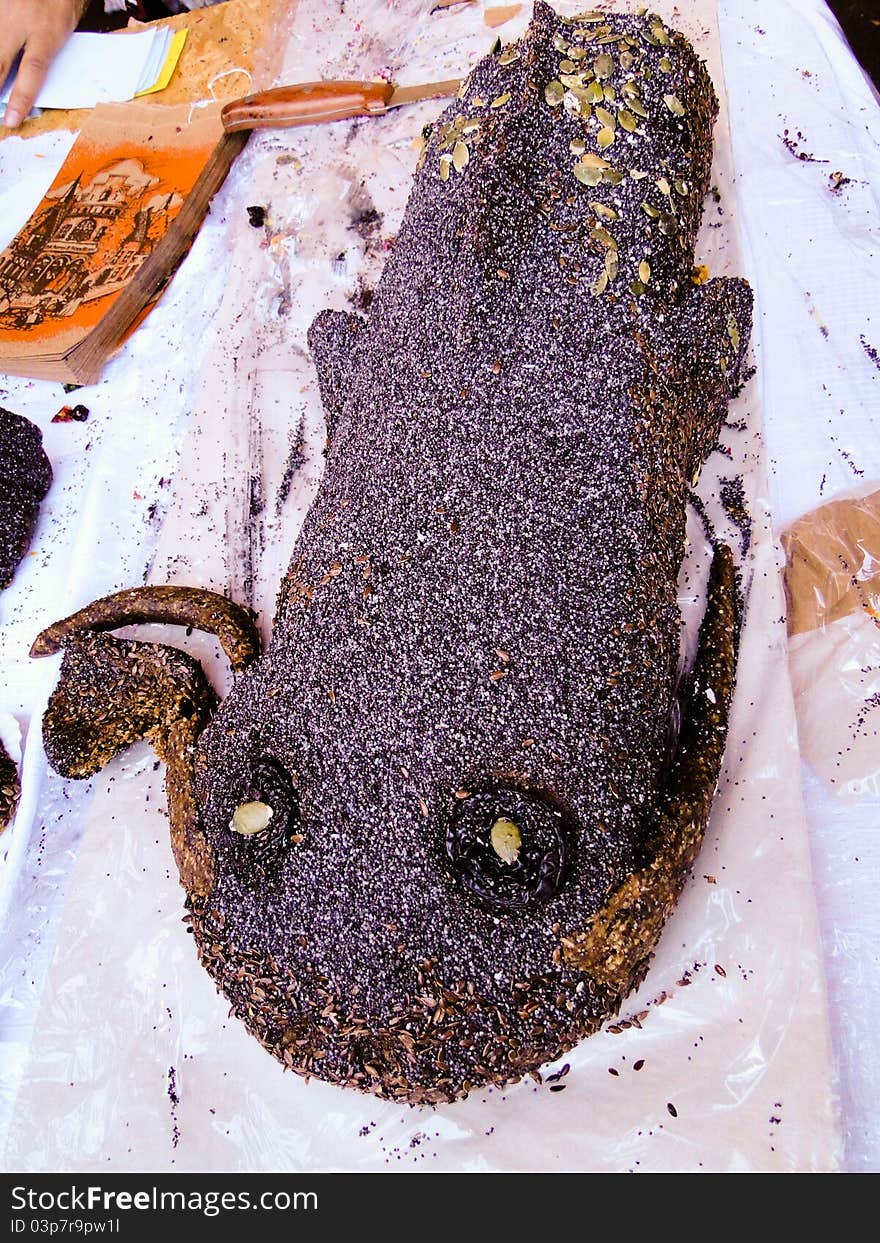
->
[0, 0, 839, 1171]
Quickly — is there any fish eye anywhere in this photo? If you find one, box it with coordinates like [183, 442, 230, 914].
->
[228, 756, 298, 876]
[446, 783, 571, 911]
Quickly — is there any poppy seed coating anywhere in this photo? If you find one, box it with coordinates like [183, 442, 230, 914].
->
[182, 3, 753, 1101]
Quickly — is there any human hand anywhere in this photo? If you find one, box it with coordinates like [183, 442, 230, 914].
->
[1, 0, 88, 130]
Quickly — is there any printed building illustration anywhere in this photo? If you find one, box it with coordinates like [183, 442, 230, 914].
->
[0, 158, 183, 329]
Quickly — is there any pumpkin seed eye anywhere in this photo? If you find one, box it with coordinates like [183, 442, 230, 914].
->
[230, 800, 274, 836]
[446, 784, 571, 911]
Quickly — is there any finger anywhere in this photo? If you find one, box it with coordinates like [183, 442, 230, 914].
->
[3, 31, 66, 129]
[0, 32, 27, 127]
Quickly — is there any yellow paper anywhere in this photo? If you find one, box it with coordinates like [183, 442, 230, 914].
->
[135, 29, 188, 97]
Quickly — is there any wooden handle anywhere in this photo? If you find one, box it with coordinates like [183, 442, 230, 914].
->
[221, 80, 396, 133]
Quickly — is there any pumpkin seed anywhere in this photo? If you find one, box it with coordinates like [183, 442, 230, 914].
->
[727, 313, 740, 351]
[230, 801, 273, 836]
[499, 46, 520, 66]
[652, 24, 669, 45]
[642, 200, 660, 218]
[590, 226, 616, 248]
[659, 55, 672, 72]
[574, 161, 603, 186]
[629, 278, 646, 296]
[452, 141, 469, 173]
[630, 169, 648, 180]
[638, 259, 651, 283]
[490, 817, 522, 865]
[605, 249, 619, 280]
[586, 80, 605, 103]
[570, 137, 587, 155]
[674, 178, 689, 196]
[544, 81, 564, 107]
[595, 106, 616, 130]
[664, 93, 685, 116]
[594, 53, 615, 79]
[591, 270, 609, 296]
[656, 176, 671, 195]
[596, 127, 615, 149]
[590, 200, 618, 219]
[618, 109, 637, 132]
[603, 167, 625, 185]
[629, 97, 649, 118]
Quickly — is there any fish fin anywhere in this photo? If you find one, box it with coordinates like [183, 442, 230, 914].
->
[40, 630, 217, 896]
[308, 308, 365, 439]
[561, 543, 737, 996]
[0, 738, 19, 833]
[678, 277, 753, 476]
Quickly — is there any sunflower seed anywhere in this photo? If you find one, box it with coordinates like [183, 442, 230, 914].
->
[452, 141, 469, 173]
[590, 201, 618, 219]
[595, 106, 616, 130]
[656, 176, 671, 195]
[560, 58, 577, 73]
[492, 92, 512, 108]
[605, 249, 619, 280]
[638, 259, 651, 283]
[591, 270, 609, 296]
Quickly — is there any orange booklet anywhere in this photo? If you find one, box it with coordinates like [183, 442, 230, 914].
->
[0, 101, 245, 385]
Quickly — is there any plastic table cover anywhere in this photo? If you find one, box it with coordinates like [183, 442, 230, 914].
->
[0, 0, 874, 1170]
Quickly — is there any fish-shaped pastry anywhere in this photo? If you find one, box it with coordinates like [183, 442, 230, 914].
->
[32, 3, 751, 1103]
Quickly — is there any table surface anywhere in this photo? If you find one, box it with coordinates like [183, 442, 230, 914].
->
[0, 0, 877, 1172]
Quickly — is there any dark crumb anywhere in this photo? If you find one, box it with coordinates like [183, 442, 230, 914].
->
[276, 429, 308, 513]
[247, 205, 267, 228]
[828, 170, 852, 193]
[719, 475, 752, 557]
[52, 403, 90, 423]
[667, 1101, 678, 1118]
[549, 1084, 567, 1093]
[167, 1066, 181, 1149]
[780, 128, 829, 163]
[860, 334, 880, 372]
[545, 1062, 570, 1083]
[633, 1058, 645, 1071]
